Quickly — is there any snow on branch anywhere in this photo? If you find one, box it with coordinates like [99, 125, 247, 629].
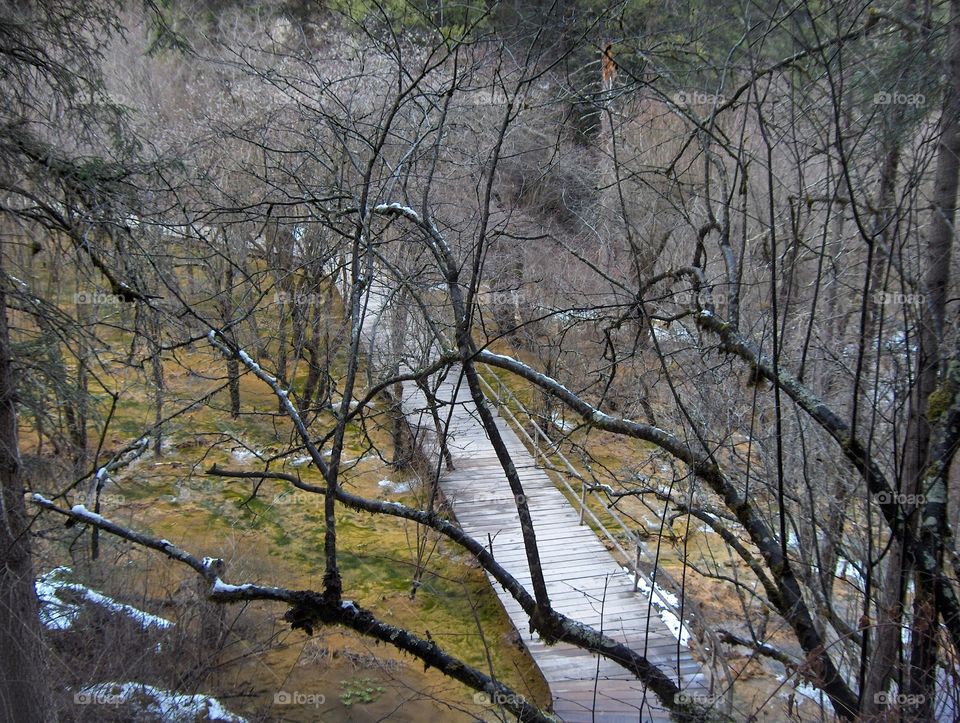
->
[372, 202, 455, 270]
[74, 682, 246, 722]
[200, 468, 706, 718]
[36, 566, 173, 632]
[27, 495, 552, 722]
[32, 494, 208, 573]
[206, 329, 331, 479]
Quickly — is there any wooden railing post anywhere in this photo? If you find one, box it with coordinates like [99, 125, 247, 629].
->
[633, 535, 642, 592]
[579, 482, 587, 525]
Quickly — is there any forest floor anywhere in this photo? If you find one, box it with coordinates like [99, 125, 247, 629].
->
[25, 335, 549, 721]
[22, 287, 834, 721]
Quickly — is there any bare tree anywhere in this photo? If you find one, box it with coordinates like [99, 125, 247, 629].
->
[11, 1, 960, 720]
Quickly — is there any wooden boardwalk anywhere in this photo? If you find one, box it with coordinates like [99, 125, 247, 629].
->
[355, 280, 706, 720]
[401, 372, 706, 721]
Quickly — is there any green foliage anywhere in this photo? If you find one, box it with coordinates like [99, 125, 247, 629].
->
[142, 0, 193, 54]
[329, 0, 490, 36]
[145, 20, 193, 56]
[339, 677, 384, 707]
[927, 373, 957, 423]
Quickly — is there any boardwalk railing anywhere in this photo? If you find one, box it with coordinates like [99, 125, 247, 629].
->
[475, 364, 693, 627]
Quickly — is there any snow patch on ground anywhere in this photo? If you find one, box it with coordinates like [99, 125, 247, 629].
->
[378, 478, 411, 494]
[628, 570, 692, 646]
[776, 674, 833, 711]
[787, 529, 799, 550]
[551, 308, 601, 323]
[550, 412, 575, 432]
[835, 556, 865, 589]
[74, 681, 246, 722]
[35, 567, 172, 632]
[230, 447, 262, 463]
[330, 396, 363, 413]
[652, 322, 695, 344]
[35, 568, 79, 630]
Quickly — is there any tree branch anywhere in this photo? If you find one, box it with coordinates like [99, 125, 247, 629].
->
[28, 494, 554, 722]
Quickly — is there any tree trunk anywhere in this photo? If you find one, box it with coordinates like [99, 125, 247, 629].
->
[227, 357, 241, 419]
[221, 253, 241, 419]
[0, 279, 52, 722]
[862, 137, 906, 717]
[388, 381, 414, 470]
[150, 307, 164, 456]
[299, 294, 324, 414]
[276, 301, 288, 415]
[908, 0, 960, 713]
